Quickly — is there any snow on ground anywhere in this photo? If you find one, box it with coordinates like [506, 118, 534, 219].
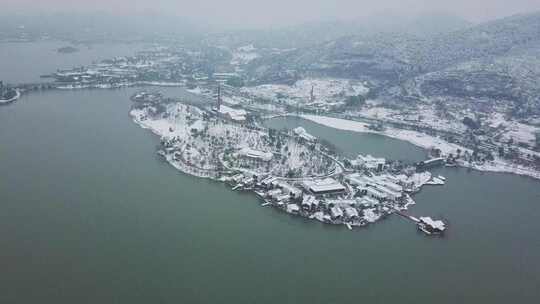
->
[237, 45, 255, 52]
[222, 95, 250, 106]
[504, 123, 537, 146]
[487, 112, 539, 146]
[230, 45, 260, 65]
[413, 104, 468, 133]
[312, 211, 325, 222]
[131, 102, 333, 177]
[300, 114, 540, 180]
[242, 78, 369, 106]
[138, 81, 184, 87]
[300, 114, 467, 155]
[459, 157, 540, 180]
[396, 172, 432, 190]
[231, 52, 259, 65]
[359, 107, 397, 120]
[131, 104, 192, 139]
[352, 104, 468, 134]
[363, 209, 380, 223]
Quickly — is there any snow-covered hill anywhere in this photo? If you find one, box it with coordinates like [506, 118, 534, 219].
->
[243, 11, 540, 117]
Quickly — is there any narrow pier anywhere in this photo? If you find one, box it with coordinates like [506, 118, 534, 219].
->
[394, 210, 419, 223]
[394, 209, 447, 235]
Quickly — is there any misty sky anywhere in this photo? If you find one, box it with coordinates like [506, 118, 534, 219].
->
[4, 0, 540, 28]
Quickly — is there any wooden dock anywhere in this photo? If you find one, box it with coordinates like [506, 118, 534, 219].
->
[393, 209, 420, 223]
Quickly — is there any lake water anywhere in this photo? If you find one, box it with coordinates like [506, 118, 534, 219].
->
[1, 43, 539, 303]
[0, 40, 147, 84]
[265, 116, 427, 162]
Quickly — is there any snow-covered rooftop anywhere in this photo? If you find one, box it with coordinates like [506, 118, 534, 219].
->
[420, 217, 446, 231]
[237, 147, 273, 162]
[286, 204, 300, 213]
[293, 127, 316, 142]
[330, 206, 344, 218]
[219, 105, 247, 121]
[302, 178, 346, 194]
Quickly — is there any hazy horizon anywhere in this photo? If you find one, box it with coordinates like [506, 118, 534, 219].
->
[3, 0, 540, 29]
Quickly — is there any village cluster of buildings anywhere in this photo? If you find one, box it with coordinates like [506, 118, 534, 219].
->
[349, 154, 387, 171]
[221, 151, 437, 229]
[345, 173, 405, 201]
[131, 87, 447, 235]
[47, 46, 248, 92]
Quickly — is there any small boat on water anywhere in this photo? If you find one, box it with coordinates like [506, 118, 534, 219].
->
[437, 175, 446, 181]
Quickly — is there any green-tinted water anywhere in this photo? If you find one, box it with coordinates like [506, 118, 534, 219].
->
[265, 116, 427, 162]
[1, 89, 539, 303]
[0, 41, 146, 84]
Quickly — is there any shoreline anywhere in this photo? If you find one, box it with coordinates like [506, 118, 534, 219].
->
[129, 108, 219, 180]
[8, 82, 540, 182]
[299, 114, 468, 154]
[297, 114, 540, 181]
[1, 81, 188, 106]
[0, 89, 21, 104]
[127, 99, 442, 232]
[56, 81, 185, 90]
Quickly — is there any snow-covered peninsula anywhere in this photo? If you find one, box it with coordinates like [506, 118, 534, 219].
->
[128, 91, 447, 234]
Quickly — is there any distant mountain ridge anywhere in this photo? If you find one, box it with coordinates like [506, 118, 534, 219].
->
[243, 11, 540, 116]
[419, 11, 540, 71]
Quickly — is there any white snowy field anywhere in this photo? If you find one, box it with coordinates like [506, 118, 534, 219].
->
[230, 45, 260, 66]
[299, 114, 540, 180]
[487, 112, 540, 146]
[130, 102, 333, 178]
[242, 78, 369, 106]
[350, 104, 470, 134]
[460, 158, 540, 180]
[300, 114, 467, 155]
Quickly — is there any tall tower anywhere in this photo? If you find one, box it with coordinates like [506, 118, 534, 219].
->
[310, 85, 315, 103]
[217, 83, 222, 111]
